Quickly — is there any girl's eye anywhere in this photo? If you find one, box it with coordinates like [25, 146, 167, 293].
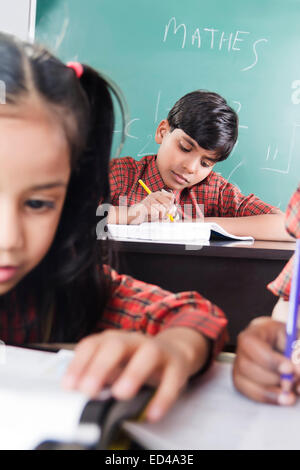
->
[201, 160, 210, 168]
[25, 200, 55, 211]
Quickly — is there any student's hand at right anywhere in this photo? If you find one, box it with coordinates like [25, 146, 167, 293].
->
[233, 317, 300, 405]
[127, 190, 176, 224]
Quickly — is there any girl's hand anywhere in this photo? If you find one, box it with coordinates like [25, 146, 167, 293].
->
[128, 190, 176, 224]
[62, 327, 209, 421]
[233, 317, 300, 405]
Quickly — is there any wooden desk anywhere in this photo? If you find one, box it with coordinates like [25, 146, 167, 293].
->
[106, 240, 295, 350]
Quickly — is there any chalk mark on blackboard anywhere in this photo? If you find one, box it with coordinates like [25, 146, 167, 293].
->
[218, 31, 232, 51]
[204, 28, 219, 49]
[241, 38, 268, 72]
[137, 134, 154, 157]
[114, 118, 140, 140]
[163, 17, 186, 49]
[54, 18, 69, 52]
[228, 139, 239, 159]
[265, 145, 278, 161]
[192, 29, 201, 48]
[232, 101, 248, 129]
[261, 123, 300, 174]
[125, 119, 140, 139]
[163, 18, 265, 65]
[291, 80, 300, 104]
[232, 101, 241, 113]
[154, 91, 161, 123]
[226, 160, 243, 183]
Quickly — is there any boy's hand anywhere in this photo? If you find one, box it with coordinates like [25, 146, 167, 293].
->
[233, 317, 300, 405]
[128, 190, 176, 224]
[62, 327, 209, 421]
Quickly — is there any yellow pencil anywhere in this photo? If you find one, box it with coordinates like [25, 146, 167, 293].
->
[138, 179, 175, 222]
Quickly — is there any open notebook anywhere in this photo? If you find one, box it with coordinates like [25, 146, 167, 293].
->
[107, 222, 254, 244]
[123, 355, 300, 450]
[0, 346, 152, 450]
[2, 348, 300, 450]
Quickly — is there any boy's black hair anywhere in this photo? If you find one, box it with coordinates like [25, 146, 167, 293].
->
[167, 90, 238, 161]
[0, 32, 125, 343]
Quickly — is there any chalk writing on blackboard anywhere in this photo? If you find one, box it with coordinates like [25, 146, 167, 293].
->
[154, 90, 161, 123]
[241, 38, 268, 72]
[125, 119, 139, 140]
[226, 160, 243, 184]
[163, 17, 268, 72]
[265, 146, 278, 162]
[291, 80, 300, 104]
[137, 134, 153, 157]
[232, 101, 248, 130]
[261, 123, 300, 174]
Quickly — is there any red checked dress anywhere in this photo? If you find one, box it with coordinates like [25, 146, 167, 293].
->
[109, 155, 275, 219]
[0, 265, 228, 363]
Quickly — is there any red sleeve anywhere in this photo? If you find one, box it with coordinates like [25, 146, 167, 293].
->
[267, 184, 300, 299]
[285, 184, 300, 238]
[97, 265, 228, 361]
[218, 181, 275, 217]
[267, 255, 293, 300]
[109, 157, 138, 206]
[109, 158, 126, 206]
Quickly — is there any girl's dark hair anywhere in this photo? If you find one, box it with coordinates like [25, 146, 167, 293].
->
[167, 90, 238, 161]
[0, 32, 125, 343]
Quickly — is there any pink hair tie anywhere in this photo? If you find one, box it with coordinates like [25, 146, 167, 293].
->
[67, 61, 84, 78]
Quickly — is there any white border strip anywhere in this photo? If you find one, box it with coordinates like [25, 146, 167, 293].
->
[28, 0, 37, 42]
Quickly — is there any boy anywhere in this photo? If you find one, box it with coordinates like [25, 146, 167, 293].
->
[233, 184, 300, 405]
[109, 91, 291, 240]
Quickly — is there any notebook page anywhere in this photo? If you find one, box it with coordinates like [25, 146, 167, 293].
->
[107, 222, 211, 242]
[123, 361, 300, 450]
[209, 223, 254, 241]
[0, 347, 89, 450]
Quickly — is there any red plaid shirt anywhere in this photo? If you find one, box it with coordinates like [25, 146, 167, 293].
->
[268, 184, 300, 299]
[0, 265, 227, 360]
[109, 155, 275, 218]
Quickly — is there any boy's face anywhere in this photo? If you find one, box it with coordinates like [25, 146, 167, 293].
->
[0, 102, 70, 295]
[155, 120, 219, 190]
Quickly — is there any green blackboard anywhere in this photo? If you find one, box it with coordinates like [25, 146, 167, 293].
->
[35, 0, 300, 210]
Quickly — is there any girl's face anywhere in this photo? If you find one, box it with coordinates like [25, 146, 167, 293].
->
[0, 103, 71, 295]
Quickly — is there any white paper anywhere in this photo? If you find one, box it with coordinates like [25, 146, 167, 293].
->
[123, 361, 300, 450]
[0, 347, 88, 450]
[107, 222, 253, 243]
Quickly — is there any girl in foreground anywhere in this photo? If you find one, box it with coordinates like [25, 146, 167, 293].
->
[0, 33, 227, 421]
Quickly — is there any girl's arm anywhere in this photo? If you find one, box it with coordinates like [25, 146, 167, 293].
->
[62, 266, 227, 421]
[63, 327, 210, 422]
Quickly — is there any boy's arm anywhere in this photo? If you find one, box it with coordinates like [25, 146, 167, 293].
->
[205, 210, 294, 241]
[206, 179, 293, 240]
